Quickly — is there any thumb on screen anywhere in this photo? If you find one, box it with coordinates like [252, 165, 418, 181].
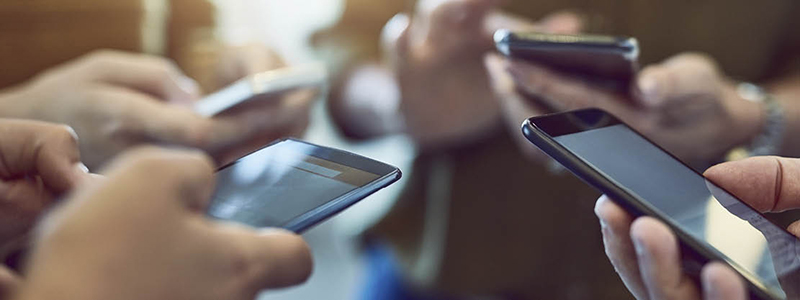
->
[704, 156, 800, 213]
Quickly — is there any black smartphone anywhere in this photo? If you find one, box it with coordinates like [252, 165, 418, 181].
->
[522, 108, 800, 300]
[207, 138, 401, 233]
[495, 30, 639, 92]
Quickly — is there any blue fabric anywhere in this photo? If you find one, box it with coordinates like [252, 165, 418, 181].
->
[359, 242, 455, 300]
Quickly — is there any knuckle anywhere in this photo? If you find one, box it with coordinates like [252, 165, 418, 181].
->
[83, 49, 123, 68]
[50, 124, 80, 145]
[146, 56, 181, 77]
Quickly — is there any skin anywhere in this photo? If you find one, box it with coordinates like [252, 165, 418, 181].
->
[0, 120, 95, 299]
[486, 53, 764, 166]
[15, 147, 313, 300]
[330, 0, 583, 148]
[0, 120, 93, 264]
[0, 50, 315, 170]
[596, 156, 800, 300]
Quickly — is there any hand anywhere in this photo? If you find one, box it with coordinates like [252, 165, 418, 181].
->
[0, 50, 314, 169]
[215, 43, 286, 89]
[0, 120, 92, 263]
[595, 156, 800, 300]
[493, 53, 763, 165]
[18, 147, 312, 300]
[383, 0, 581, 148]
[208, 43, 317, 164]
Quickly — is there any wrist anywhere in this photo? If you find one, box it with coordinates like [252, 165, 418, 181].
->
[726, 83, 784, 159]
[730, 95, 765, 149]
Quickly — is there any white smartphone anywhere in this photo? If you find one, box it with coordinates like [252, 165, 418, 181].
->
[194, 63, 328, 117]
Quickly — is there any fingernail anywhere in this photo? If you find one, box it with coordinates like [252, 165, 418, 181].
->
[637, 76, 659, 104]
[75, 162, 89, 173]
[178, 76, 201, 98]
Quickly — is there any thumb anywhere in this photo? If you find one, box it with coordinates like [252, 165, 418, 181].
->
[636, 53, 719, 107]
[704, 156, 800, 213]
[381, 13, 412, 64]
[424, 0, 499, 48]
[538, 11, 584, 34]
[0, 265, 21, 299]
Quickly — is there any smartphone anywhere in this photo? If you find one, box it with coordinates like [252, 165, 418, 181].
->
[194, 64, 328, 117]
[495, 30, 639, 91]
[522, 108, 800, 300]
[206, 139, 401, 233]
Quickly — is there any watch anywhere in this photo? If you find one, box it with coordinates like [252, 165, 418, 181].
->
[735, 83, 785, 157]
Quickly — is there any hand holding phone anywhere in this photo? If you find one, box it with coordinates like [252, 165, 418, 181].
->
[523, 108, 800, 299]
[194, 64, 327, 117]
[496, 53, 760, 166]
[494, 30, 639, 91]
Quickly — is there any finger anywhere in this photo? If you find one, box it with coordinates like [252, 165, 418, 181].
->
[75, 50, 200, 104]
[631, 217, 701, 300]
[788, 220, 800, 238]
[701, 262, 747, 300]
[594, 196, 650, 300]
[0, 265, 21, 299]
[91, 87, 217, 149]
[0, 178, 53, 227]
[216, 44, 286, 88]
[636, 53, 719, 107]
[485, 11, 540, 35]
[703, 156, 800, 213]
[211, 88, 317, 148]
[506, 59, 632, 117]
[538, 11, 584, 34]
[34, 125, 86, 193]
[423, 0, 500, 49]
[213, 225, 313, 290]
[97, 147, 216, 213]
[381, 13, 411, 63]
[485, 53, 551, 161]
[0, 120, 84, 193]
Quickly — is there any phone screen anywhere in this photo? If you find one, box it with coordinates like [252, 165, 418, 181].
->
[538, 111, 800, 299]
[207, 140, 386, 230]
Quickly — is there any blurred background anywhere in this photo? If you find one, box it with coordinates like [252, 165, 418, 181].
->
[215, 1, 416, 299]
[211, 1, 414, 299]
[3, 0, 797, 299]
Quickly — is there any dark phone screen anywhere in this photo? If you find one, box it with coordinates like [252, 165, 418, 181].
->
[551, 122, 800, 299]
[207, 140, 380, 228]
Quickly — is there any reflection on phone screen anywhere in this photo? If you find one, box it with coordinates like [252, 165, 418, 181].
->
[553, 124, 800, 299]
[207, 141, 380, 228]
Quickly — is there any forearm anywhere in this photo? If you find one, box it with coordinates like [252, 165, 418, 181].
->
[328, 63, 404, 139]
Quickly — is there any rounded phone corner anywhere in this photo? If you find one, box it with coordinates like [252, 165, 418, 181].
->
[493, 29, 512, 55]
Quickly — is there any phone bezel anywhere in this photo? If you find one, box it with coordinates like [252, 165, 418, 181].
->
[214, 138, 401, 233]
[494, 30, 638, 55]
[494, 30, 640, 93]
[522, 108, 786, 300]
